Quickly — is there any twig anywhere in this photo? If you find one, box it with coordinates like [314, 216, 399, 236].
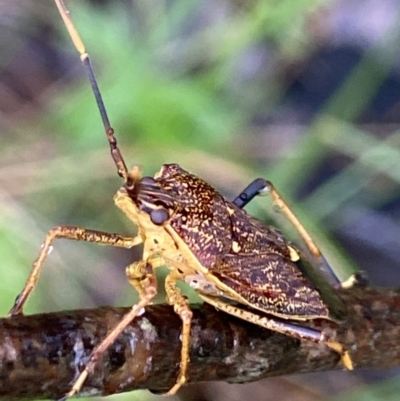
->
[0, 287, 399, 400]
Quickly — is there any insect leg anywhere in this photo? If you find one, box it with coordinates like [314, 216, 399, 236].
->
[199, 294, 353, 370]
[233, 179, 322, 258]
[233, 179, 367, 289]
[62, 260, 157, 400]
[130, 253, 194, 395]
[134, 254, 193, 395]
[8, 226, 142, 316]
[164, 269, 193, 395]
[232, 178, 267, 209]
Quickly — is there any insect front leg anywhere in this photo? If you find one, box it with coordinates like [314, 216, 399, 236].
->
[8, 226, 142, 316]
[62, 259, 157, 400]
[198, 293, 353, 370]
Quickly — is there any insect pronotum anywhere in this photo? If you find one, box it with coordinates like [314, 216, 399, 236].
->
[8, 1, 355, 398]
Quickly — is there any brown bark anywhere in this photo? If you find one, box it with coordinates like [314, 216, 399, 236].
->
[0, 287, 399, 400]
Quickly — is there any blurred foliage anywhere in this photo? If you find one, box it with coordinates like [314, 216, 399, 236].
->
[1, 0, 400, 401]
[328, 375, 400, 401]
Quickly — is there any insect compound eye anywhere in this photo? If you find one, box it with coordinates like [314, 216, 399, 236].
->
[150, 207, 170, 225]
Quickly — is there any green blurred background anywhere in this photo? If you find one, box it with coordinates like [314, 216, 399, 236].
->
[1, 0, 400, 400]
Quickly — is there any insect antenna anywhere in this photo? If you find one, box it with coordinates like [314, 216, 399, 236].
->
[54, 0, 135, 190]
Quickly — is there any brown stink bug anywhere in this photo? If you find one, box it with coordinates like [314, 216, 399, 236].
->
[7, 0, 356, 398]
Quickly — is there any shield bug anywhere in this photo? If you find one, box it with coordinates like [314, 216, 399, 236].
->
[8, 0, 355, 398]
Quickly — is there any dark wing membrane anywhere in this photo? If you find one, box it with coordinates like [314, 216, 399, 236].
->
[210, 252, 329, 319]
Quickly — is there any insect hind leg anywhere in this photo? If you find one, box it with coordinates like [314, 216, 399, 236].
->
[199, 294, 353, 370]
[233, 179, 323, 260]
[232, 179, 367, 290]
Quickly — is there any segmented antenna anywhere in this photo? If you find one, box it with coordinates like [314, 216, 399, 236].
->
[54, 0, 134, 189]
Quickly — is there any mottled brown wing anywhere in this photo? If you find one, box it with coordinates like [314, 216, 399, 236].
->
[228, 201, 294, 258]
[154, 164, 233, 267]
[209, 252, 330, 320]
